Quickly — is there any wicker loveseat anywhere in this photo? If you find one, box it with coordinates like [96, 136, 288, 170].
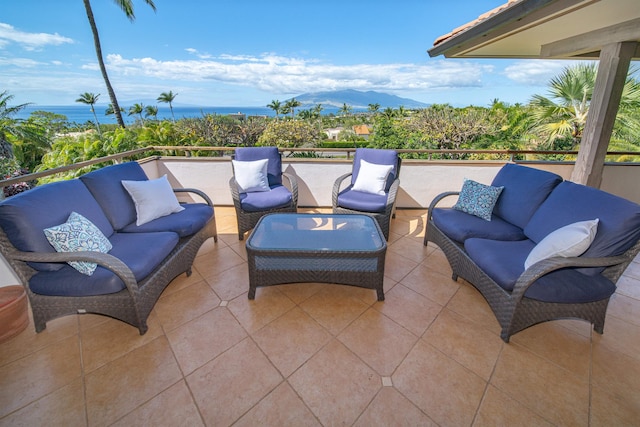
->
[425, 163, 640, 342]
[0, 162, 217, 334]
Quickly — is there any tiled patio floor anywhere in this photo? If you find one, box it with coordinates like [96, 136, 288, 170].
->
[1, 207, 639, 426]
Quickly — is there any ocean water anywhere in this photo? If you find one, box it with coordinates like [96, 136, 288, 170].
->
[15, 105, 278, 124]
[15, 105, 347, 124]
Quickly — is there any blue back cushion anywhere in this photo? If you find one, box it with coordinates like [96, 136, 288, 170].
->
[235, 147, 283, 186]
[351, 148, 399, 191]
[491, 164, 562, 228]
[0, 179, 114, 271]
[524, 181, 640, 259]
[80, 162, 148, 230]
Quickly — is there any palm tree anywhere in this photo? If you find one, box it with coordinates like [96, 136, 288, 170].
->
[157, 90, 177, 122]
[75, 92, 101, 134]
[83, 0, 156, 128]
[530, 64, 595, 147]
[144, 105, 158, 120]
[267, 100, 282, 119]
[128, 103, 145, 124]
[284, 98, 301, 119]
[530, 63, 640, 148]
[368, 103, 380, 114]
[0, 91, 31, 158]
[339, 103, 352, 117]
[105, 103, 124, 118]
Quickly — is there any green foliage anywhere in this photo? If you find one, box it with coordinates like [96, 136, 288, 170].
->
[530, 63, 640, 149]
[257, 120, 322, 148]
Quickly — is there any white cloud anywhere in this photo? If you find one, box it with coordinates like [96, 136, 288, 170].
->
[102, 53, 492, 95]
[0, 23, 74, 51]
[0, 57, 43, 68]
[503, 59, 586, 85]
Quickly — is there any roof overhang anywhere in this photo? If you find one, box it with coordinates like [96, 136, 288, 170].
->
[429, 0, 640, 60]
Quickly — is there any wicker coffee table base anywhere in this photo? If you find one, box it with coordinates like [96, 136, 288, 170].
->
[247, 252, 386, 301]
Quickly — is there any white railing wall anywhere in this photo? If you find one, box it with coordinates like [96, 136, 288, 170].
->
[1, 158, 638, 286]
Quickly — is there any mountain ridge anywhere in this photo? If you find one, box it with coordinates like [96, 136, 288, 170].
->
[288, 89, 429, 109]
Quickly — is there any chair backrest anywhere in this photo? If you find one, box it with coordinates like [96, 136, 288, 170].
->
[234, 147, 283, 186]
[351, 148, 400, 191]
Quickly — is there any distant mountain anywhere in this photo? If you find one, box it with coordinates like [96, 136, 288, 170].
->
[289, 89, 429, 109]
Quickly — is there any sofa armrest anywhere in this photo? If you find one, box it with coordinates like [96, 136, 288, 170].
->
[427, 191, 460, 221]
[8, 249, 139, 293]
[173, 188, 213, 207]
[510, 254, 631, 302]
[332, 173, 353, 206]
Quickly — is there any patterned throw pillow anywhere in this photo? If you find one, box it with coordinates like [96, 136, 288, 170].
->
[453, 179, 504, 221]
[44, 212, 113, 276]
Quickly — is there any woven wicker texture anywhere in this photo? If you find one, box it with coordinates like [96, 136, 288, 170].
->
[332, 159, 401, 240]
[0, 187, 218, 335]
[424, 191, 640, 342]
[246, 214, 386, 301]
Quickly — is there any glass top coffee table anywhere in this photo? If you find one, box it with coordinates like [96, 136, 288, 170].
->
[246, 213, 387, 300]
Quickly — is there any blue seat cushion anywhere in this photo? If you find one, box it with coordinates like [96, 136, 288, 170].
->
[29, 231, 179, 296]
[490, 164, 562, 229]
[0, 179, 114, 272]
[240, 185, 292, 212]
[464, 238, 615, 303]
[465, 238, 534, 291]
[337, 186, 388, 213]
[235, 147, 283, 186]
[80, 162, 148, 230]
[121, 203, 213, 237]
[432, 207, 525, 243]
[524, 181, 640, 262]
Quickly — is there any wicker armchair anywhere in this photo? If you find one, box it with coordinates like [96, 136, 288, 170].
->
[332, 148, 401, 240]
[229, 147, 298, 240]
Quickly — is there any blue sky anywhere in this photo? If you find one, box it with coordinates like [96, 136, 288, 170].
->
[1, 0, 575, 108]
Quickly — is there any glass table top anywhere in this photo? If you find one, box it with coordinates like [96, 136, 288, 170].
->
[247, 214, 385, 252]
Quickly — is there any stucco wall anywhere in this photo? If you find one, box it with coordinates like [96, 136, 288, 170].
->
[1, 159, 638, 287]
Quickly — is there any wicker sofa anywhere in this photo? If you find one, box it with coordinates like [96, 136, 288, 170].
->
[425, 163, 640, 342]
[0, 162, 217, 334]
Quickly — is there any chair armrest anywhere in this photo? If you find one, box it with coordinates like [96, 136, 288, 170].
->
[282, 173, 299, 206]
[427, 191, 460, 221]
[510, 254, 630, 301]
[9, 249, 140, 293]
[384, 177, 401, 214]
[173, 188, 213, 206]
[332, 173, 353, 206]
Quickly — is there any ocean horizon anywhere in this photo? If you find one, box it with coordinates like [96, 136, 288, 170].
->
[15, 104, 359, 124]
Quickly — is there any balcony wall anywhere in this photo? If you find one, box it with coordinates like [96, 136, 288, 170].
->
[1, 158, 639, 286]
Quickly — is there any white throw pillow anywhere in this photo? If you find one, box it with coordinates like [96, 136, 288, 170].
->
[524, 219, 599, 269]
[352, 159, 394, 196]
[232, 159, 270, 193]
[121, 175, 185, 226]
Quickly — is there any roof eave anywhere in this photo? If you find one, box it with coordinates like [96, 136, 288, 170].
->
[428, 0, 558, 58]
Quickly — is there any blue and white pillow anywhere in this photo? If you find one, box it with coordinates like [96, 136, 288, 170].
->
[44, 212, 112, 276]
[453, 179, 504, 221]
